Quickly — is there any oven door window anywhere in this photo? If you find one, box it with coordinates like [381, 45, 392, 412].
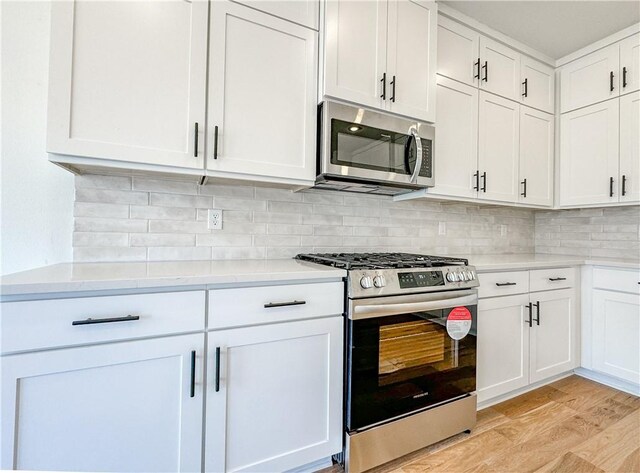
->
[347, 305, 477, 431]
[331, 119, 416, 175]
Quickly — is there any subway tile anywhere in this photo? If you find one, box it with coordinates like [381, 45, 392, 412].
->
[149, 193, 212, 209]
[267, 224, 313, 235]
[75, 218, 147, 233]
[131, 205, 196, 221]
[74, 247, 147, 262]
[74, 202, 129, 219]
[75, 175, 132, 190]
[196, 234, 253, 247]
[199, 183, 255, 198]
[76, 188, 148, 205]
[133, 178, 198, 195]
[215, 197, 267, 212]
[73, 232, 129, 247]
[149, 220, 209, 234]
[130, 233, 195, 247]
[210, 247, 265, 260]
[255, 187, 302, 202]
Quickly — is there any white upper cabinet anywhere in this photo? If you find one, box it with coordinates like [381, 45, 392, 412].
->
[519, 107, 554, 207]
[620, 91, 640, 203]
[560, 44, 619, 113]
[322, 0, 388, 110]
[479, 37, 521, 102]
[386, 0, 437, 122]
[431, 76, 478, 198]
[322, 0, 436, 122]
[208, 1, 318, 183]
[47, 0, 208, 170]
[560, 99, 620, 207]
[620, 33, 640, 94]
[234, 0, 320, 30]
[478, 92, 520, 203]
[520, 56, 555, 113]
[437, 16, 480, 86]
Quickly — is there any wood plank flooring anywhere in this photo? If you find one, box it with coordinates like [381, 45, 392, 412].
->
[322, 376, 640, 473]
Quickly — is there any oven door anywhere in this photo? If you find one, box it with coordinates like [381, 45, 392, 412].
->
[319, 101, 434, 187]
[346, 289, 477, 432]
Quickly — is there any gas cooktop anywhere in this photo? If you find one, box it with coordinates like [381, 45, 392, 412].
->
[295, 252, 469, 270]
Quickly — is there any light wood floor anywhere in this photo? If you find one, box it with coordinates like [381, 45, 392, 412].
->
[323, 375, 640, 473]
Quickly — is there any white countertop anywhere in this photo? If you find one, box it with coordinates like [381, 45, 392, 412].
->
[0, 260, 347, 298]
[459, 254, 640, 272]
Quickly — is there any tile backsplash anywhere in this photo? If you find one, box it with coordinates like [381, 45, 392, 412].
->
[72, 175, 536, 262]
[535, 207, 640, 259]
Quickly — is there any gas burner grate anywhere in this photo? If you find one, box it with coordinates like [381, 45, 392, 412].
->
[295, 252, 468, 270]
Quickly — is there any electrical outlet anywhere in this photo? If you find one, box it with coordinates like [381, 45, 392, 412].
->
[438, 222, 446, 235]
[208, 209, 223, 230]
[500, 224, 507, 237]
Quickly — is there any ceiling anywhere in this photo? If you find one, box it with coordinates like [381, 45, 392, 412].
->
[440, 1, 640, 60]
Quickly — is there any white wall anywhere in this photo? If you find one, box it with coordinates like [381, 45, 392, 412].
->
[1, 1, 74, 275]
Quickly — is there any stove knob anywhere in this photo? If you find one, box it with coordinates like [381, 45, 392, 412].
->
[360, 276, 374, 289]
[459, 271, 468, 281]
[373, 275, 386, 288]
[446, 272, 457, 282]
[467, 271, 475, 280]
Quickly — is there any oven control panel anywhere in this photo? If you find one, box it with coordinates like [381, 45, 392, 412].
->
[398, 271, 444, 288]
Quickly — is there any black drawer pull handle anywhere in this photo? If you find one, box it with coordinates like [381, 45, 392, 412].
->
[549, 277, 567, 281]
[622, 175, 627, 196]
[481, 172, 487, 192]
[390, 75, 396, 103]
[190, 350, 196, 398]
[610, 71, 614, 92]
[534, 301, 540, 326]
[526, 303, 533, 328]
[522, 78, 528, 97]
[623, 66, 628, 88]
[380, 72, 386, 100]
[521, 178, 527, 197]
[496, 282, 516, 287]
[473, 171, 480, 191]
[215, 347, 221, 393]
[482, 61, 488, 82]
[72, 315, 139, 326]
[264, 300, 306, 308]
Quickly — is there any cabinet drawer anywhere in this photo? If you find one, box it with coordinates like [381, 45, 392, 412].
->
[209, 282, 343, 329]
[1, 291, 205, 355]
[478, 271, 529, 298]
[530, 268, 575, 292]
[593, 268, 640, 294]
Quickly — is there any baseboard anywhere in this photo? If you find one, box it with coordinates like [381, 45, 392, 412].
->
[574, 368, 640, 396]
[287, 456, 334, 473]
[476, 371, 575, 410]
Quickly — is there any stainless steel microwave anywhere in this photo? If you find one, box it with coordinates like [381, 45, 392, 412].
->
[314, 101, 435, 195]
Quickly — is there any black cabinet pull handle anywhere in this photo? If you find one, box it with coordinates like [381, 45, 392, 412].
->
[521, 178, 527, 197]
[522, 78, 528, 97]
[264, 300, 306, 309]
[623, 67, 628, 88]
[213, 125, 219, 160]
[622, 175, 627, 196]
[548, 277, 567, 281]
[390, 75, 396, 102]
[481, 172, 487, 192]
[194, 122, 199, 157]
[190, 350, 196, 398]
[534, 301, 540, 325]
[496, 282, 516, 287]
[482, 61, 488, 82]
[526, 303, 533, 328]
[473, 171, 480, 191]
[474, 58, 480, 79]
[610, 176, 614, 197]
[72, 315, 139, 326]
[215, 347, 221, 392]
[380, 73, 386, 100]
[610, 71, 614, 92]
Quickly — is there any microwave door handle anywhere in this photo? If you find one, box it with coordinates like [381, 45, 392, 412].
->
[351, 294, 477, 320]
[409, 128, 423, 184]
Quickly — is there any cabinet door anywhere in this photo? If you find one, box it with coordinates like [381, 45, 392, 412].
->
[205, 317, 343, 473]
[477, 294, 530, 403]
[323, 0, 387, 110]
[521, 56, 555, 113]
[560, 99, 619, 207]
[386, 0, 437, 122]
[437, 15, 480, 86]
[47, 0, 207, 169]
[519, 106, 554, 207]
[560, 44, 619, 113]
[0, 334, 204, 472]
[620, 33, 640, 94]
[620, 91, 640, 203]
[478, 92, 520, 203]
[431, 76, 479, 199]
[529, 289, 576, 384]
[208, 1, 317, 183]
[479, 36, 521, 101]
[592, 290, 640, 384]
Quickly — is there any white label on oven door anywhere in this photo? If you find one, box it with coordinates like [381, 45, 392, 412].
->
[447, 307, 472, 340]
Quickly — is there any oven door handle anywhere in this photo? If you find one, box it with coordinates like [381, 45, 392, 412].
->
[351, 294, 477, 320]
[408, 127, 423, 184]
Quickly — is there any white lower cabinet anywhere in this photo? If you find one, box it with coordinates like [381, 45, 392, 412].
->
[0, 334, 204, 472]
[592, 289, 640, 384]
[477, 269, 577, 404]
[205, 316, 343, 473]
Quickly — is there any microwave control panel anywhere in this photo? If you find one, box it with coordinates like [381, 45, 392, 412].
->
[418, 139, 432, 178]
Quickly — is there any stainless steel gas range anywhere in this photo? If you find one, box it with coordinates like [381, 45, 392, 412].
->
[295, 253, 479, 473]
